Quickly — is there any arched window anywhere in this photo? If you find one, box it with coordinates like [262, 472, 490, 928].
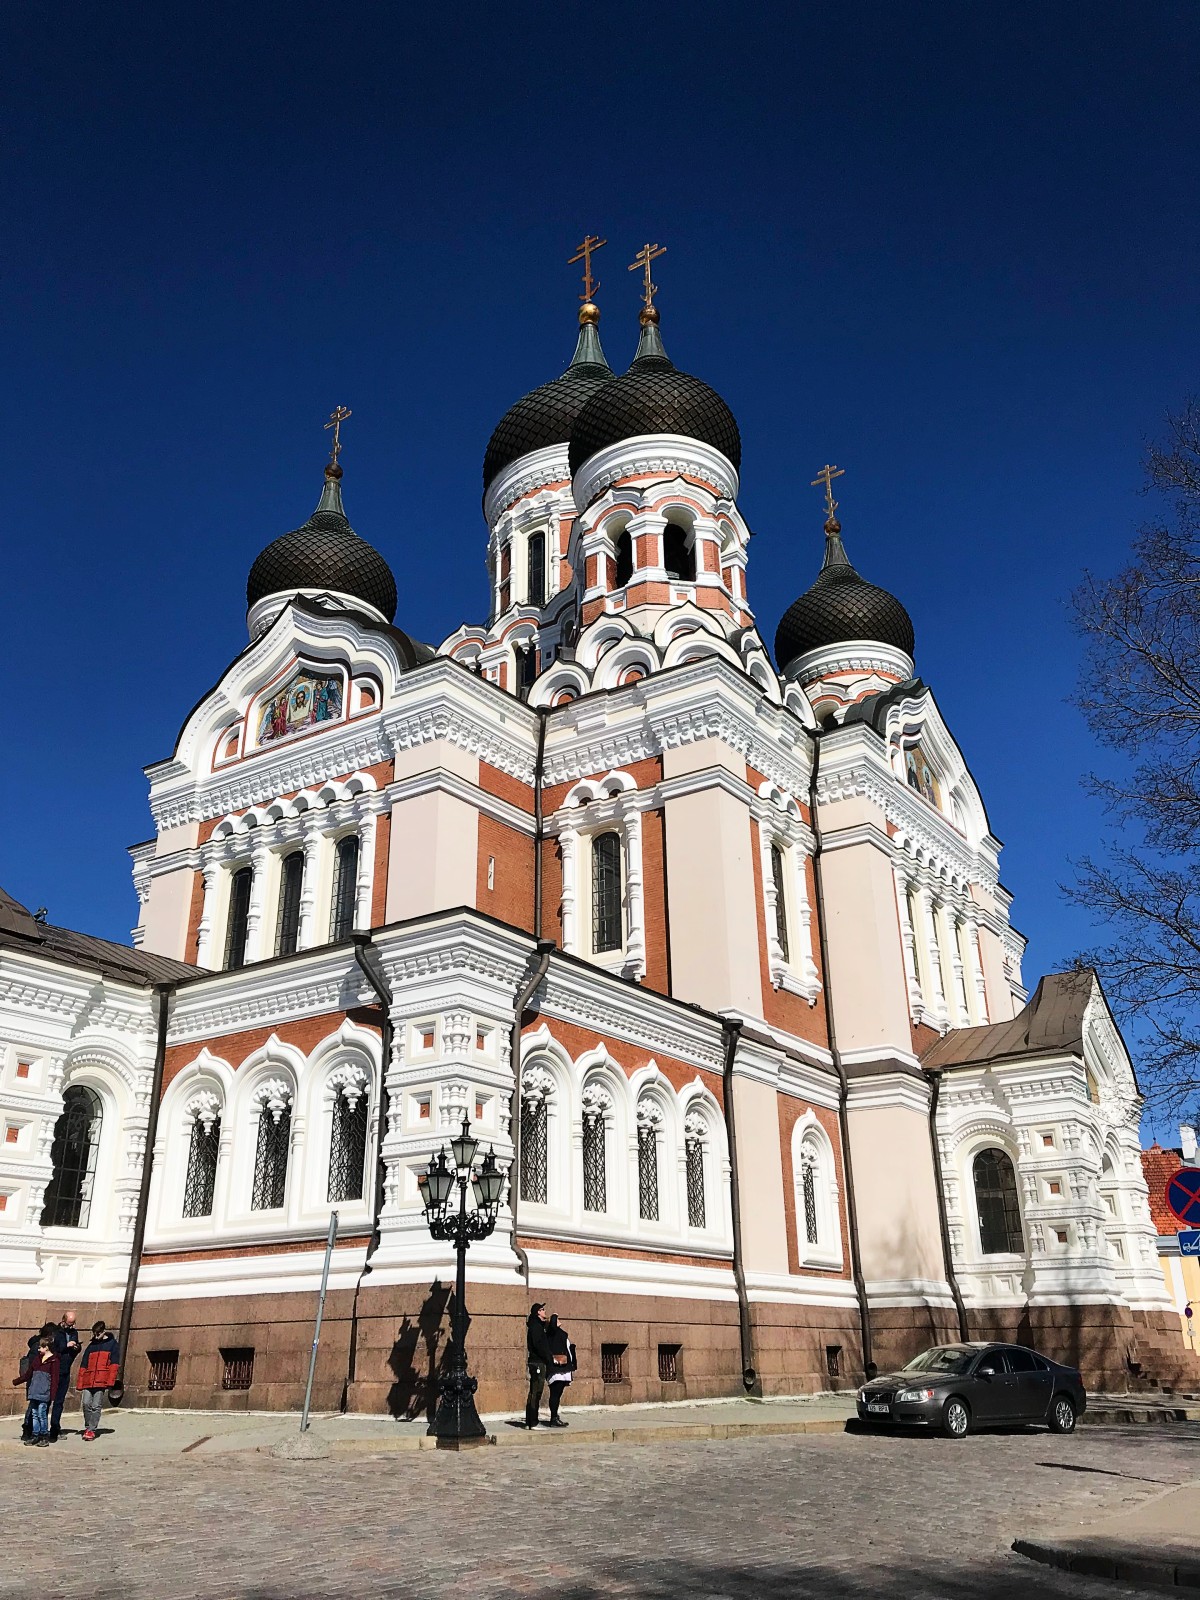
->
[330, 834, 360, 942]
[327, 1079, 368, 1203]
[251, 1086, 292, 1211]
[591, 832, 623, 954]
[663, 522, 695, 582]
[517, 643, 538, 694]
[770, 843, 790, 963]
[973, 1148, 1024, 1255]
[274, 851, 304, 957]
[636, 1102, 661, 1222]
[685, 1113, 707, 1229]
[800, 1147, 819, 1244]
[224, 866, 253, 971]
[793, 1124, 842, 1266]
[527, 531, 545, 605]
[614, 529, 633, 588]
[182, 1103, 221, 1219]
[41, 1085, 102, 1228]
[581, 1086, 610, 1213]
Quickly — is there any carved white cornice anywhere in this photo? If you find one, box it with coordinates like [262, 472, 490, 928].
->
[484, 444, 572, 526]
[786, 640, 914, 686]
[573, 434, 740, 511]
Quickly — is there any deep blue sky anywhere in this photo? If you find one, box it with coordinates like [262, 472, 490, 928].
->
[5, 5, 1199, 1042]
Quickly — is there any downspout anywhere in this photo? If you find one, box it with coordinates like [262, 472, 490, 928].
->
[720, 1016, 760, 1395]
[117, 981, 174, 1390]
[508, 939, 556, 1285]
[926, 1068, 970, 1341]
[533, 705, 547, 939]
[808, 728, 875, 1377]
[343, 934, 394, 1406]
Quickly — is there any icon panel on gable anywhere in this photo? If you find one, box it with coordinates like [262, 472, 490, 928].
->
[256, 667, 344, 748]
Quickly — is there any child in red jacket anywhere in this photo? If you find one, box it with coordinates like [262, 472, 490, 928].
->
[13, 1335, 59, 1447]
[76, 1321, 121, 1441]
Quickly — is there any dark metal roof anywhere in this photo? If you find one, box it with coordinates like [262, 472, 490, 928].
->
[774, 521, 914, 671]
[921, 970, 1096, 1072]
[0, 886, 197, 987]
[483, 316, 612, 491]
[247, 469, 398, 622]
[568, 316, 741, 479]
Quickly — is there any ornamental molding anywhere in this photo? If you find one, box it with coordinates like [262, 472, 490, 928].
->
[581, 1082, 614, 1121]
[786, 640, 914, 686]
[521, 1064, 557, 1105]
[484, 443, 572, 525]
[184, 1089, 222, 1131]
[683, 1108, 708, 1144]
[251, 1077, 293, 1122]
[573, 434, 740, 511]
[328, 1064, 368, 1109]
[636, 1098, 665, 1130]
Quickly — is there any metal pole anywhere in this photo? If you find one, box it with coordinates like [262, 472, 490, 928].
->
[301, 1211, 338, 1433]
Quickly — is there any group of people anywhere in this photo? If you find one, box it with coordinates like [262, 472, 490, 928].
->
[12, 1312, 121, 1446]
[524, 1302, 577, 1428]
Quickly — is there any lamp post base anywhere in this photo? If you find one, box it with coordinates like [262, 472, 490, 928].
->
[427, 1367, 488, 1444]
[434, 1433, 493, 1451]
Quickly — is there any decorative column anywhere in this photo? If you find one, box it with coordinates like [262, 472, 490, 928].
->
[915, 885, 948, 1024]
[297, 821, 322, 951]
[946, 908, 971, 1025]
[792, 842, 820, 992]
[559, 826, 578, 955]
[244, 835, 271, 963]
[623, 808, 646, 980]
[893, 868, 924, 1016]
[194, 857, 222, 969]
[966, 917, 989, 1023]
[355, 808, 378, 931]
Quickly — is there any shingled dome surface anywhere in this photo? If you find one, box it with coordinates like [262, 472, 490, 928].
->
[483, 316, 612, 491]
[247, 472, 398, 623]
[774, 523, 914, 671]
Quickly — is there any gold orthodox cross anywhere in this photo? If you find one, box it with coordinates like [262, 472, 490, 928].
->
[568, 234, 607, 303]
[811, 464, 845, 518]
[324, 405, 352, 467]
[628, 242, 667, 310]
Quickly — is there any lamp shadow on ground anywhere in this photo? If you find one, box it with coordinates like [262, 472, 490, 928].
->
[384, 1279, 452, 1423]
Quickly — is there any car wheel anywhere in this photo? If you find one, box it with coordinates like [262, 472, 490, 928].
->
[941, 1397, 970, 1438]
[1048, 1395, 1076, 1434]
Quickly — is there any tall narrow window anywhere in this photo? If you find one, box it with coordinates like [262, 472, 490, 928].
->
[41, 1085, 102, 1228]
[770, 843, 790, 963]
[224, 866, 253, 971]
[663, 523, 695, 582]
[637, 1114, 659, 1222]
[517, 643, 538, 695]
[801, 1149, 819, 1244]
[251, 1102, 291, 1211]
[330, 834, 360, 942]
[519, 1095, 548, 1204]
[614, 529, 633, 587]
[582, 1106, 607, 1213]
[182, 1114, 220, 1219]
[327, 1084, 368, 1203]
[274, 851, 304, 957]
[973, 1147, 1024, 1255]
[591, 832, 623, 954]
[685, 1120, 707, 1229]
[527, 531, 545, 605]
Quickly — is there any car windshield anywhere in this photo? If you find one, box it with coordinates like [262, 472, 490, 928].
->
[900, 1346, 978, 1375]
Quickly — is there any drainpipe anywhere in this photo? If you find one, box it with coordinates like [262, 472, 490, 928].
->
[116, 981, 174, 1392]
[808, 728, 874, 1377]
[720, 1016, 760, 1396]
[533, 706, 547, 939]
[926, 1068, 970, 1342]
[508, 939, 556, 1285]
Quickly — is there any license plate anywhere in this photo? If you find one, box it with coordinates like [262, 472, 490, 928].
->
[867, 1402, 890, 1414]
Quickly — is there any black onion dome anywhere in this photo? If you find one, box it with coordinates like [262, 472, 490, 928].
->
[483, 312, 613, 490]
[774, 521, 914, 671]
[568, 314, 741, 479]
[247, 468, 398, 622]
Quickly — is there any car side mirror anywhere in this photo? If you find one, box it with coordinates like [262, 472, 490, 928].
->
[978, 1366, 996, 1379]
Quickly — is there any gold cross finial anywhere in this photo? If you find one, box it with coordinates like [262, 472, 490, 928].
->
[811, 464, 845, 520]
[628, 242, 667, 311]
[568, 234, 607, 304]
[324, 405, 352, 469]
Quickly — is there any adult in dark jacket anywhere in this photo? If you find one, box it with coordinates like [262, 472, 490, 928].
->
[76, 1321, 121, 1442]
[50, 1310, 81, 1441]
[524, 1303, 557, 1428]
[546, 1313, 576, 1427]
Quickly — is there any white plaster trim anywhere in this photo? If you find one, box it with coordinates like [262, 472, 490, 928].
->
[484, 443, 571, 525]
[573, 434, 740, 511]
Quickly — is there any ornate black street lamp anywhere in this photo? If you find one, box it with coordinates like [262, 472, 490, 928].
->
[418, 1117, 508, 1447]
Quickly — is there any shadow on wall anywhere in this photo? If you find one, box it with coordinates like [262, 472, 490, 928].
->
[385, 1279, 452, 1422]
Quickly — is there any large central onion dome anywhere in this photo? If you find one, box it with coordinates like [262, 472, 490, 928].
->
[483, 305, 613, 491]
[775, 517, 914, 673]
[247, 466, 398, 624]
[568, 309, 741, 479]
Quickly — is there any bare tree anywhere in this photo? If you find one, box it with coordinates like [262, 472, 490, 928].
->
[1069, 401, 1200, 1115]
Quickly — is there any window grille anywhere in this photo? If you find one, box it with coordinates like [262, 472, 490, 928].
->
[591, 832, 623, 954]
[801, 1152, 819, 1245]
[182, 1115, 220, 1219]
[770, 843, 790, 963]
[658, 1344, 681, 1382]
[637, 1124, 659, 1221]
[221, 1347, 254, 1391]
[329, 834, 360, 942]
[40, 1085, 102, 1229]
[251, 1106, 291, 1211]
[327, 1087, 368, 1204]
[825, 1344, 842, 1380]
[973, 1147, 1024, 1255]
[686, 1134, 706, 1229]
[519, 1096, 548, 1204]
[274, 851, 304, 957]
[582, 1110, 606, 1213]
[601, 1343, 625, 1383]
[663, 522, 695, 582]
[223, 866, 253, 971]
[147, 1350, 178, 1392]
[527, 531, 545, 605]
[614, 529, 633, 587]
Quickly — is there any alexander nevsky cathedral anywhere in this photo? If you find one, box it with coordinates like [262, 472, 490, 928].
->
[3, 243, 1195, 1416]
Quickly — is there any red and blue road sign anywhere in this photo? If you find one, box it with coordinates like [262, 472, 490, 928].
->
[1165, 1167, 1200, 1227]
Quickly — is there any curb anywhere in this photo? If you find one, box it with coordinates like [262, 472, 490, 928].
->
[1013, 1538, 1200, 1590]
[1083, 1406, 1200, 1426]
[305, 1416, 850, 1455]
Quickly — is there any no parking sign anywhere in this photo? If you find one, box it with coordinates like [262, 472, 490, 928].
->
[1165, 1167, 1200, 1227]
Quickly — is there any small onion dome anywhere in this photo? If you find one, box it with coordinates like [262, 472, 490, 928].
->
[774, 518, 915, 672]
[247, 466, 398, 622]
[568, 309, 741, 479]
[482, 305, 613, 491]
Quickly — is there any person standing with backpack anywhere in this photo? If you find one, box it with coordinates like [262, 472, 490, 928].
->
[76, 1320, 121, 1442]
[17, 1335, 41, 1442]
[12, 1334, 59, 1447]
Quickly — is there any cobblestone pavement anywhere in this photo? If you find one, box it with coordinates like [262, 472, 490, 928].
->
[4, 1421, 1198, 1599]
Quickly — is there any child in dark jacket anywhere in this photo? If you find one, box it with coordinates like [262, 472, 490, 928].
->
[13, 1336, 60, 1446]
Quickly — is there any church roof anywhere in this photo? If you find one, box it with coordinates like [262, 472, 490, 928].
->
[483, 310, 613, 491]
[247, 468, 398, 622]
[775, 519, 914, 671]
[1141, 1145, 1188, 1234]
[0, 885, 197, 987]
[568, 313, 741, 479]
[921, 970, 1098, 1072]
